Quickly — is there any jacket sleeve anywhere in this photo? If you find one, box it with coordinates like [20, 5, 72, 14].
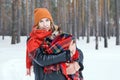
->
[32, 48, 71, 67]
[76, 48, 84, 71]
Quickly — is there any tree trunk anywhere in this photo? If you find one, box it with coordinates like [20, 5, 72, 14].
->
[103, 0, 108, 48]
[73, 0, 77, 38]
[63, 0, 67, 32]
[86, 0, 90, 43]
[16, 0, 22, 43]
[107, 0, 111, 39]
[115, 0, 120, 45]
[77, 0, 82, 38]
[31, 0, 35, 26]
[1, 0, 5, 40]
[81, 0, 85, 39]
[21, 1, 27, 35]
[11, 0, 18, 44]
[67, 0, 73, 34]
[26, 0, 29, 37]
[0, 0, 2, 33]
[95, 0, 99, 50]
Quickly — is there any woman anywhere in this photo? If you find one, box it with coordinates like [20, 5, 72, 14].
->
[26, 8, 84, 80]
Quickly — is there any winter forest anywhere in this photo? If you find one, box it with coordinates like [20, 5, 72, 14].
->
[0, 0, 120, 49]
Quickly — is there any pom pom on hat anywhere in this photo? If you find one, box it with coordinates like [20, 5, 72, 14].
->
[34, 8, 53, 26]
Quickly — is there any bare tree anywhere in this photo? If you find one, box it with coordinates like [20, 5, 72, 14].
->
[57, 0, 63, 29]
[67, 0, 73, 34]
[107, 0, 111, 39]
[103, 0, 108, 48]
[85, 0, 91, 43]
[31, 0, 35, 26]
[77, 0, 82, 39]
[0, 0, 3, 38]
[99, 0, 104, 38]
[81, 0, 86, 39]
[0, 0, 5, 40]
[73, 0, 77, 38]
[0, 0, 2, 34]
[100, 0, 104, 38]
[16, 0, 22, 43]
[95, 0, 99, 49]
[21, 0, 27, 35]
[11, 0, 18, 44]
[28, 0, 34, 32]
[63, 0, 67, 32]
[26, 0, 30, 36]
[115, 0, 120, 45]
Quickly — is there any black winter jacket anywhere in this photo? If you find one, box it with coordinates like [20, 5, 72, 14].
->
[32, 47, 84, 80]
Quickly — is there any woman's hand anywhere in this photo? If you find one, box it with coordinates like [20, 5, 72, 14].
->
[66, 62, 80, 75]
[26, 68, 31, 76]
[69, 40, 76, 57]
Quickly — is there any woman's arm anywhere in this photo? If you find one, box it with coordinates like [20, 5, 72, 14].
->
[32, 48, 71, 67]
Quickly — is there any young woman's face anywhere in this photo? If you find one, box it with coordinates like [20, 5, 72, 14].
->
[38, 18, 51, 31]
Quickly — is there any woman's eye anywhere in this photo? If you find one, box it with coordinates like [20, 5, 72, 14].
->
[40, 20, 43, 22]
[46, 19, 50, 22]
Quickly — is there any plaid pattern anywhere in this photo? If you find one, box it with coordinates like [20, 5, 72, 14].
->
[43, 33, 74, 54]
[42, 33, 80, 80]
[44, 64, 60, 73]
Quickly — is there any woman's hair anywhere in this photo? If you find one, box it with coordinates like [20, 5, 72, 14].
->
[51, 24, 61, 34]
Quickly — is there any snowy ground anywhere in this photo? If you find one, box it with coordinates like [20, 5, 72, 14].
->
[0, 36, 120, 80]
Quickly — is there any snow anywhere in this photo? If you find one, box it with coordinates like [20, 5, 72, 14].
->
[0, 36, 120, 80]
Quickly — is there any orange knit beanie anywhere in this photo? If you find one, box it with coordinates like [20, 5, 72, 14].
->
[34, 8, 53, 26]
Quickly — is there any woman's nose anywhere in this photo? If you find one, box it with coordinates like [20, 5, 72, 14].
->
[43, 21, 47, 26]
